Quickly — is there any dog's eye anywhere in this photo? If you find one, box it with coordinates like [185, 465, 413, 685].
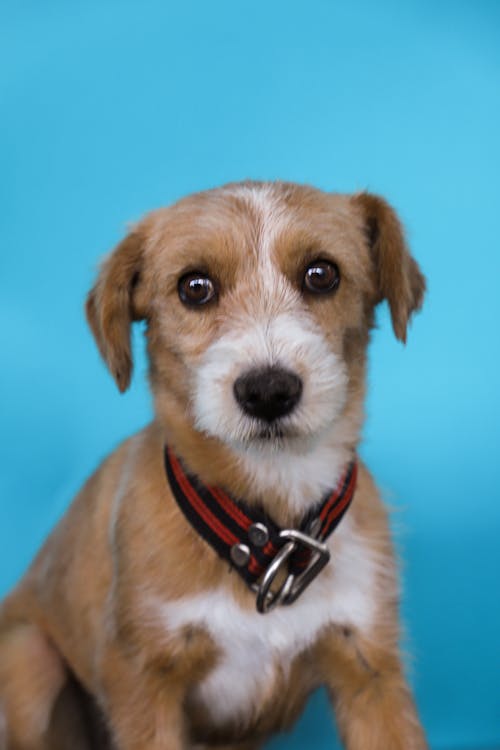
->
[178, 272, 217, 306]
[303, 260, 340, 294]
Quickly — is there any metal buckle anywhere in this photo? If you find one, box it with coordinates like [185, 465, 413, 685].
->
[254, 529, 330, 613]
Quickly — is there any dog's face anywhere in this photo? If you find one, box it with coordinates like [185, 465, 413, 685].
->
[87, 182, 424, 500]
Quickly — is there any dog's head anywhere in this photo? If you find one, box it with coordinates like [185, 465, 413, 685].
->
[87, 182, 424, 504]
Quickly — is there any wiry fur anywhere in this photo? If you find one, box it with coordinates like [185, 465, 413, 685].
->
[0, 180, 427, 750]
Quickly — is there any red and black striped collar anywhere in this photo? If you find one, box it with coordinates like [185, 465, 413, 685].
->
[164, 446, 357, 612]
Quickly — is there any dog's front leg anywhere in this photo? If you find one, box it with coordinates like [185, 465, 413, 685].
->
[320, 629, 428, 750]
[98, 645, 188, 750]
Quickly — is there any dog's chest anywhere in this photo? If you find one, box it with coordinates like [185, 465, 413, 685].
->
[158, 518, 379, 726]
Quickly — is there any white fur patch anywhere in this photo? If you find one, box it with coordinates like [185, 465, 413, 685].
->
[193, 312, 347, 443]
[235, 429, 354, 516]
[158, 515, 381, 727]
[192, 311, 349, 512]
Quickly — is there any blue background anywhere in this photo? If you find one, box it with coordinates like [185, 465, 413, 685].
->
[1, 1, 499, 748]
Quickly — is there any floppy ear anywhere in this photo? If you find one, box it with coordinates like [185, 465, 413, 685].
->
[86, 228, 148, 392]
[352, 192, 426, 342]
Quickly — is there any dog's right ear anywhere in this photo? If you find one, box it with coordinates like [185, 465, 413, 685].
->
[86, 228, 148, 392]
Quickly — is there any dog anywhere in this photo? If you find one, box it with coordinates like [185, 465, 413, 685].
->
[0, 181, 428, 750]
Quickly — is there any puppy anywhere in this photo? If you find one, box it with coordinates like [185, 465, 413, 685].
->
[0, 181, 428, 750]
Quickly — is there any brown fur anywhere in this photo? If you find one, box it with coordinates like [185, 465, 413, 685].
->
[0, 181, 427, 749]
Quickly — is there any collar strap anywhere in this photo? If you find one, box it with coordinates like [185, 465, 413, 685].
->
[164, 446, 357, 612]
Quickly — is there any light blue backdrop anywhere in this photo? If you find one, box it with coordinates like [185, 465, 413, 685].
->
[1, 2, 499, 749]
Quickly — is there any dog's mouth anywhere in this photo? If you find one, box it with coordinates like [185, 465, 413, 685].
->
[257, 425, 285, 441]
[246, 420, 305, 447]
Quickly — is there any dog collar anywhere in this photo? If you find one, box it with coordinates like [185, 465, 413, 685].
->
[164, 446, 357, 613]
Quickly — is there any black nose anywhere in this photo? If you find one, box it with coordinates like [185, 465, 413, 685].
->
[233, 366, 303, 422]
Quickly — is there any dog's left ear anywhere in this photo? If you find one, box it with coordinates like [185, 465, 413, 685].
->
[352, 192, 426, 342]
[86, 226, 149, 392]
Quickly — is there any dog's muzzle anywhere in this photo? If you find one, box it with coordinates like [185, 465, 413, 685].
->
[233, 366, 303, 423]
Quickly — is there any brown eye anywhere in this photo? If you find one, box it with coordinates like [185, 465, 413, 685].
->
[303, 260, 340, 294]
[178, 272, 216, 306]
